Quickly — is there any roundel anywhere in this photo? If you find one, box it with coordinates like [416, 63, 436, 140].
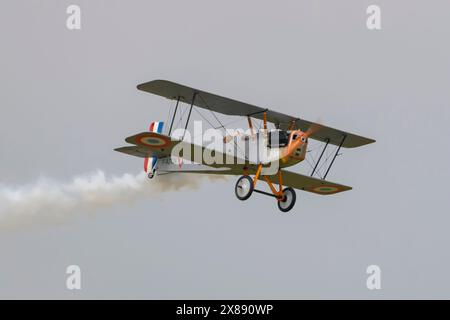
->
[312, 185, 340, 194]
[138, 133, 170, 148]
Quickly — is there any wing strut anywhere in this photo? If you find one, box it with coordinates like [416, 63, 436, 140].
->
[323, 135, 346, 179]
[168, 96, 180, 136]
[310, 138, 330, 178]
[182, 92, 197, 140]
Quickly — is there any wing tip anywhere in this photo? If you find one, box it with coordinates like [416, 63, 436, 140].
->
[114, 146, 132, 154]
[344, 137, 376, 148]
[137, 79, 172, 92]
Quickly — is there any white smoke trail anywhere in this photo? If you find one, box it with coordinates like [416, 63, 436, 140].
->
[0, 170, 226, 230]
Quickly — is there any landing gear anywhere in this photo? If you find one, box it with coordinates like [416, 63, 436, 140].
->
[277, 187, 296, 212]
[234, 168, 297, 212]
[235, 175, 254, 200]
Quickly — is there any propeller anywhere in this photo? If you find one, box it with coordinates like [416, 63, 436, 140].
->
[304, 117, 323, 138]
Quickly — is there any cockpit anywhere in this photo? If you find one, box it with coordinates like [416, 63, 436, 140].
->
[267, 129, 290, 148]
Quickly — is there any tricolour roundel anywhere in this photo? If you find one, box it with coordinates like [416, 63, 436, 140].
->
[143, 121, 165, 174]
[312, 185, 340, 194]
[138, 134, 170, 147]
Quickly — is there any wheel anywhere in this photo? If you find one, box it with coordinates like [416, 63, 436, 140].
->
[147, 172, 155, 179]
[235, 175, 254, 201]
[277, 187, 296, 212]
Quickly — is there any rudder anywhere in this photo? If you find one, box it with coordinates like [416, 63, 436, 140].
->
[144, 121, 164, 178]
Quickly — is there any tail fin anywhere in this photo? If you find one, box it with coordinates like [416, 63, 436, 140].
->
[144, 121, 164, 178]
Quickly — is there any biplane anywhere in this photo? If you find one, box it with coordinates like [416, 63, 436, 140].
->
[115, 80, 375, 212]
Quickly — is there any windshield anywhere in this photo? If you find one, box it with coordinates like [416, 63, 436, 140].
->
[268, 130, 289, 147]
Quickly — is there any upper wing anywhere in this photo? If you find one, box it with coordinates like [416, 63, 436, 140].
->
[137, 79, 375, 148]
[265, 170, 352, 195]
[137, 79, 288, 121]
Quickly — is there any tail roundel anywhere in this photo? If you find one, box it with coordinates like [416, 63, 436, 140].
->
[144, 122, 164, 178]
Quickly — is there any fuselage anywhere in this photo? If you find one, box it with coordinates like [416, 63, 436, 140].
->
[223, 129, 308, 169]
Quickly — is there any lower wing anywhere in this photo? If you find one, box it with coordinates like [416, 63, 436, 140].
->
[264, 170, 351, 195]
[115, 132, 351, 195]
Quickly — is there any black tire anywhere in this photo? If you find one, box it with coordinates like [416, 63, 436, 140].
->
[235, 176, 254, 201]
[277, 187, 296, 212]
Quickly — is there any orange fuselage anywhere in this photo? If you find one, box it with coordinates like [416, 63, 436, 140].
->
[279, 130, 308, 167]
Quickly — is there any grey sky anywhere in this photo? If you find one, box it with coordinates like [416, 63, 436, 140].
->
[1, 0, 450, 298]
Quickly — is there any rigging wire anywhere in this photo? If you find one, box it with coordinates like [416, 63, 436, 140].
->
[193, 106, 218, 129]
[164, 100, 173, 135]
[197, 93, 247, 160]
[175, 104, 189, 132]
[315, 145, 341, 178]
